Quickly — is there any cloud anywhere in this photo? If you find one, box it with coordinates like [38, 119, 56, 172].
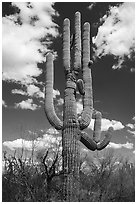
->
[126, 118, 135, 136]
[102, 119, 124, 131]
[76, 99, 83, 114]
[12, 85, 62, 110]
[57, 98, 64, 106]
[3, 127, 61, 151]
[53, 89, 60, 99]
[27, 84, 44, 98]
[76, 100, 124, 131]
[2, 2, 59, 104]
[46, 127, 60, 135]
[3, 139, 34, 151]
[88, 118, 124, 131]
[127, 130, 135, 135]
[2, 100, 7, 108]
[12, 89, 27, 96]
[107, 141, 134, 149]
[12, 85, 60, 100]
[2, 2, 58, 81]
[126, 123, 134, 129]
[126, 116, 135, 134]
[94, 2, 135, 69]
[15, 98, 40, 110]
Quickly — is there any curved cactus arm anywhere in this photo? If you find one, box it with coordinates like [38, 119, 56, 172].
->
[97, 127, 113, 150]
[63, 18, 70, 75]
[80, 131, 97, 151]
[74, 12, 81, 75]
[44, 53, 63, 130]
[93, 111, 102, 143]
[79, 22, 93, 130]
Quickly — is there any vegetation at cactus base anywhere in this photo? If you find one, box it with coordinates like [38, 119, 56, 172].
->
[2, 149, 135, 202]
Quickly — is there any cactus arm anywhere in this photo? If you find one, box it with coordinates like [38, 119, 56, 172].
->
[97, 127, 113, 150]
[44, 53, 63, 130]
[74, 12, 81, 75]
[80, 131, 97, 151]
[93, 111, 102, 143]
[77, 79, 85, 95]
[63, 18, 70, 75]
[79, 22, 93, 130]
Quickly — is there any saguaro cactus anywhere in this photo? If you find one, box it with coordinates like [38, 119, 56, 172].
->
[44, 12, 113, 201]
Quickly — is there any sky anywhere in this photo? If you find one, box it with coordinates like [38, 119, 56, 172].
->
[2, 2, 135, 163]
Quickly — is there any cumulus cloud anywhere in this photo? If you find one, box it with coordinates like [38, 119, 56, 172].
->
[12, 89, 27, 96]
[12, 85, 62, 110]
[2, 2, 59, 106]
[77, 99, 83, 115]
[3, 139, 35, 151]
[53, 89, 60, 98]
[12, 85, 60, 100]
[2, 100, 7, 108]
[3, 127, 61, 151]
[57, 98, 64, 106]
[126, 117, 135, 136]
[126, 123, 134, 129]
[76, 100, 124, 131]
[15, 98, 40, 110]
[2, 2, 58, 83]
[94, 2, 135, 70]
[26, 84, 44, 98]
[46, 127, 59, 135]
[88, 118, 124, 131]
[107, 141, 134, 149]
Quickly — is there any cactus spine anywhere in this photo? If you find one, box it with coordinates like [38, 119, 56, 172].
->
[44, 12, 113, 201]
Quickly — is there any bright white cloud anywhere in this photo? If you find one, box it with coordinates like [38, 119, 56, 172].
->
[46, 127, 59, 135]
[2, 100, 7, 108]
[27, 84, 44, 98]
[53, 89, 60, 98]
[12, 89, 27, 96]
[57, 98, 64, 106]
[76, 99, 83, 114]
[107, 141, 134, 149]
[12, 85, 61, 110]
[12, 84, 60, 102]
[2, 2, 58, 82]
[88, 118, 124, 131]
[3, 127, 61, 151]
[94, 2, 135, 69]
[126, 123, 134, 129]
[76, 100, 124, 131]
[126, 117, 135, 136]
[15, 98, 40, 110]
[2, 2, 59, 106]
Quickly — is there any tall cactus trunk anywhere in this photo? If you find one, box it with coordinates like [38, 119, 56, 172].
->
[62, 83, 80, 201]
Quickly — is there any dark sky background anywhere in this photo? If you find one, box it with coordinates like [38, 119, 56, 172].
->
[2, 2, 135, 162]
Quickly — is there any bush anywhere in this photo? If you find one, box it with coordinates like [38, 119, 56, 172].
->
[2, 151, 135, 202]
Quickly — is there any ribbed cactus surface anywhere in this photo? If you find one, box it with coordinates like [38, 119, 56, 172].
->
[44, 11, 113, 201]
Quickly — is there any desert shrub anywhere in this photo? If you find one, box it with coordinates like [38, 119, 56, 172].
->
[2, 151, 135, 202]
[79, 151, 135, 202]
